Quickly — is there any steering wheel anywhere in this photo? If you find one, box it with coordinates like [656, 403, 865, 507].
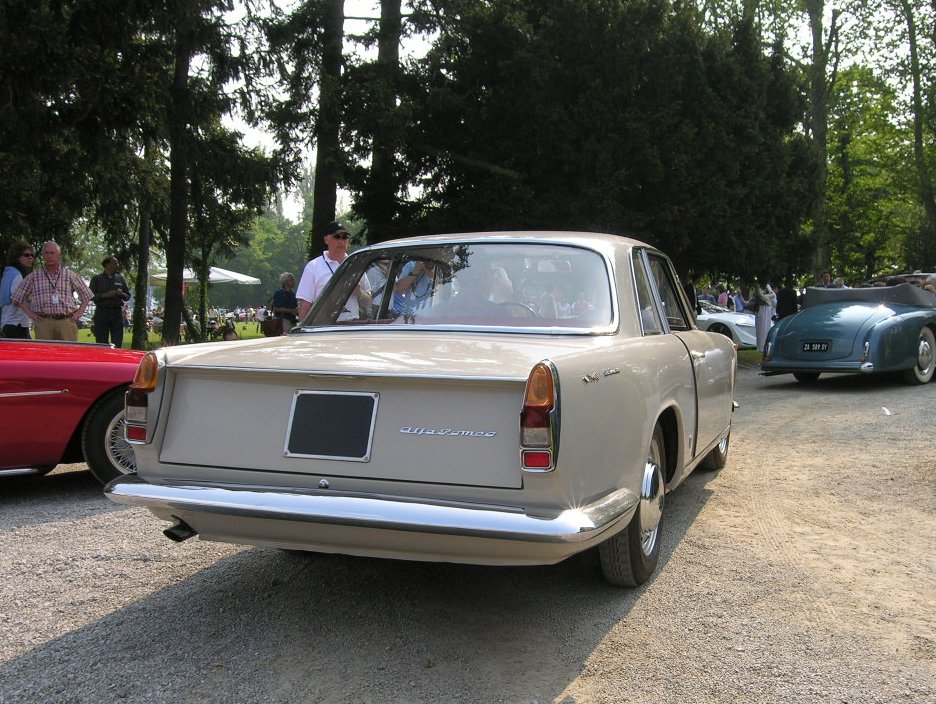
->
[499, 301, 539, 318]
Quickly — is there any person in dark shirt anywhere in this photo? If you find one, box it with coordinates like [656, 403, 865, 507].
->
[683, 273, 702, 315]
[271, 272, 299, 334]
[89, 256, 131, 347]
[775, 281, 799, 320]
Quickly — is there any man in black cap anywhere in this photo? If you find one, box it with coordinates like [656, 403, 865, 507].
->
[89, 255, 131, 347]
[296, 221, 369, 321]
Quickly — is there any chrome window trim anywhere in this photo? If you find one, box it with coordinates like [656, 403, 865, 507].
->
[302, 239, 621, 335]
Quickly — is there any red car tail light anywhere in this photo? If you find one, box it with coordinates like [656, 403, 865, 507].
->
[521, 450, 552, 469]
[520, 362, 559, 471]
[125, 424, 148, 442]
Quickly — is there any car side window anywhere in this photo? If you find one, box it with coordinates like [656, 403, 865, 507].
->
[647, 255, 691, 331]
[632, 252, 662, 335]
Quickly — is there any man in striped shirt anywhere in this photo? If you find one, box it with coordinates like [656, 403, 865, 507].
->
[12, 241, 93, 341]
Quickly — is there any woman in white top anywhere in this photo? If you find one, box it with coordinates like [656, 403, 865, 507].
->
[753, 281, 777, 353]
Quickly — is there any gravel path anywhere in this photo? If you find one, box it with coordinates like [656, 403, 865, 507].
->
[1, 366, 934, 703]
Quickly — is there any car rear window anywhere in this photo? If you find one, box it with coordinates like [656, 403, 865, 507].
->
[304, 242, 614, 331]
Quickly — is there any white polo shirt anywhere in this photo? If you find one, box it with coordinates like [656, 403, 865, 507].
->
[296, 254, 342, 305]
[296, 253, 370, 321]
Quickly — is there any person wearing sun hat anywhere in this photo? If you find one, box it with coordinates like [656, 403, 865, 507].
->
[296, 221, 370, 322]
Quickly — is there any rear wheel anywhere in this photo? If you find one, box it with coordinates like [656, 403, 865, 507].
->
[708, 323, 734, 342]
[81, 389, 137, 485]
[597, 425, 666, 587]
[793, 372, 820, 384]
[700, 431, 730, 471]
[903, 327, 936, 385]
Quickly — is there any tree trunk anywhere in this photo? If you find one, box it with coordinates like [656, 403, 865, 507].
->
[365, 0, 403, 244]
[310, 0, 345, 259]
[163, 28, 193, 346]
[899, 0, 936, 265]
[197, 242, 210, 343]
[805, 0, 834, 276]
[131, 140, 154, 350]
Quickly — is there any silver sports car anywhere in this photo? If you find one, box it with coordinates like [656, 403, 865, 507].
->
[107, 232, 736, 587]
[697, 300, 757, 348]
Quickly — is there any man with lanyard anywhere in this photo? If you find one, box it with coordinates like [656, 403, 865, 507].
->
[296, 221, 370, 322]
[13, 240, 93, 341]
[89, 255, 131, 347]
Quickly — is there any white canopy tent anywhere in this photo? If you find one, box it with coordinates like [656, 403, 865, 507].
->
[148, 266, 261, 286]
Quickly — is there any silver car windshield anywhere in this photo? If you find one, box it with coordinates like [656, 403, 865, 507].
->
[303, 242, 614, 330]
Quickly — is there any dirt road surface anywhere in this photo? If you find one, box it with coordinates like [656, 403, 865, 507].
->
[1, 366, 934, 703]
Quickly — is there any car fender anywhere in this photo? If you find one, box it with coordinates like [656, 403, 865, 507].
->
[867, 312, 936, 370]
[547, 334, 695, 507]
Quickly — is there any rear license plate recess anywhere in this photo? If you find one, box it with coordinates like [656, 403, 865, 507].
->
[801, 341, 830, 352]
[285, 391, 378, 461]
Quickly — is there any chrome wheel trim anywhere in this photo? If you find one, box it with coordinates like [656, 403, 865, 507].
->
[717, 435, 729, 454]
[916, 335, 934, 376]
[104, 410, 137, 475]
[638, 443, 665, 557]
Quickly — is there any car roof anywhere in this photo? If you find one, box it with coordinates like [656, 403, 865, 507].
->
[358, 231, 651, 258]
[802, 283, 936, 309]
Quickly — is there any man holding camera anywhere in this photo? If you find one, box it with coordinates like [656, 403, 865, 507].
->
[89, 255, 131, 347]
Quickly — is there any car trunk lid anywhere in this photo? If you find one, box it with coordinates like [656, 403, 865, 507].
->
[154, 332, 592, 489]
[773, 303, 890, 360]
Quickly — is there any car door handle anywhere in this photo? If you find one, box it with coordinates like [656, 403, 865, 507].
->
[690, 351, 707, 361]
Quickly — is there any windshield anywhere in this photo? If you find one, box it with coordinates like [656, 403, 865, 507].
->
[303, 242, 614, 331]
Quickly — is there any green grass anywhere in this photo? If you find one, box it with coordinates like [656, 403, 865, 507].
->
[77, 321, 266, 348]
[738, 348, 762, 368]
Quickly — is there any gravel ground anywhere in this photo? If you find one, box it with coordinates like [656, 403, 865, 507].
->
[1, 365, 934, 703]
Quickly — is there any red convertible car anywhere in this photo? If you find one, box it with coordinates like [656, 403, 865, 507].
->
[0, 339, 143, 484]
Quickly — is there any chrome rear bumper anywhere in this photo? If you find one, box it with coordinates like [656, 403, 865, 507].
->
[761, 361, 874, 375]
[105, 477, 639, 565]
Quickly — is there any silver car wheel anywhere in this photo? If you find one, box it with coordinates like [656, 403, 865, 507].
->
[638, 434, 665, 557]
[595, 425, 667, 587]
[105, 410, 137, 475]
[701, 430, 731, 471]
[905, 327, 936, 384]
[916, 330, 934, 373]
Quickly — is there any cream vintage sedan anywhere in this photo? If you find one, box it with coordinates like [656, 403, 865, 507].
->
[107, 232, 736, 587]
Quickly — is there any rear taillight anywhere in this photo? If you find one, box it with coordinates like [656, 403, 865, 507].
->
[520, 362, 559, 471]
[125, 352, 159, 443]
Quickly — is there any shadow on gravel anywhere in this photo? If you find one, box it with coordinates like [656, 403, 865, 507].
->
[0, 465, 130, 531]
[755, 370, 922, 394]
[0, 483, 713, 703]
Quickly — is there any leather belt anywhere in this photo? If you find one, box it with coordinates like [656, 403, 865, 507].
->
[37, 313, 72, 320]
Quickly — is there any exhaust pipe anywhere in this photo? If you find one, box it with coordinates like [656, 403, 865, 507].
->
[163, 518, 197, 542]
